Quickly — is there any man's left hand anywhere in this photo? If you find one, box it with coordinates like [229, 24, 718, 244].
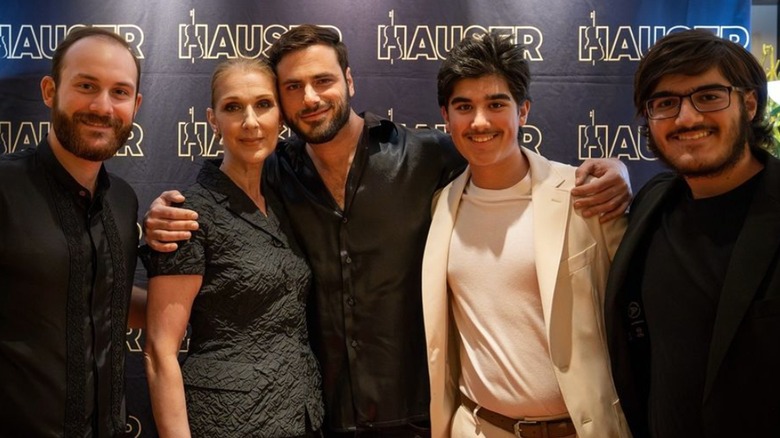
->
[572, 158, 632, 223]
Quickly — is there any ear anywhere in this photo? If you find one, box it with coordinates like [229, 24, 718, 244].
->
[41, 76, 56, 109]
[440, 106, 450, 132]
[743, 89, 758, 120]
[345, 67, 356, 98]
[518, 100, 531, 126]
[206, 107, 219, 136]
[133, 93, 143, 116]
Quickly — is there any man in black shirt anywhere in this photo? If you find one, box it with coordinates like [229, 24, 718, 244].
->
[145, 25, 632, 436]
[0, 28, 145, 437]
[606, 29, 780, 438]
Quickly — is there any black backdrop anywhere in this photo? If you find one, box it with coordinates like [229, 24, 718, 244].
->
[0, 0, 750, 435]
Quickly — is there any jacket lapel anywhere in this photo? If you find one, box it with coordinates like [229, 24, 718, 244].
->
[200, 166, 287, 244]
[605, 176, 676, 331]
[704, 160, 780, 401]
[422, 169, 470, 435]
[424, 169, 469, 334]
[526, 148, 570, 327]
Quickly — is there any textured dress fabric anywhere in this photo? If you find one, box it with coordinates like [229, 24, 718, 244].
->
[147, 160, 323, 437]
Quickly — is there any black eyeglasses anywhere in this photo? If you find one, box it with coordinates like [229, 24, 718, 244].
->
[644, 86, 745, 120]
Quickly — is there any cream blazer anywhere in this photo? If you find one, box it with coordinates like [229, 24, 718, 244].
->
[422, 147, 632, 438]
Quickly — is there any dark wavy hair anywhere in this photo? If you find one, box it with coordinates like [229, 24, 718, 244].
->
[634, 29, 772, 154]
[437, 31, 530, 108]
[267, 24, 349, 76]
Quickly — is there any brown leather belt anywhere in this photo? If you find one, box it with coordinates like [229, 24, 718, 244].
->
[461, 396, 577, 438]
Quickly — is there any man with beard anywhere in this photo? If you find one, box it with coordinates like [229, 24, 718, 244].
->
[605, 29, 780, 438]
[144, 25, 632, 436]
[0, 27, 143, 436]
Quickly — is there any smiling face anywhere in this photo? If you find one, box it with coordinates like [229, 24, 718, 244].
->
[42, 35, 142, 162]
[207, 67, 280, 166]
[442, 74, 529, 187]
[275, 44, 354, 144]
[646, 67, 757, 178]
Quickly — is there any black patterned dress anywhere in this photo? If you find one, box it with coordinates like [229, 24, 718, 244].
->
[147, 160, 323, 437]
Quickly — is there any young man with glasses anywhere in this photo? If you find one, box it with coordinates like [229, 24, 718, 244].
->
[605, 29, 780, 438]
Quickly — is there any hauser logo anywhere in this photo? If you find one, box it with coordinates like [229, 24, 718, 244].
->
[176, 106, 290, 159]
[579, 10, 749, 65]
[178, 107, 222, 159]
[377, 10, 543, 64]
[0, 24, 144, 60]
[178, 9, 340, 62]
[578, 110, 652, 161]
[0, 121, 144, 157]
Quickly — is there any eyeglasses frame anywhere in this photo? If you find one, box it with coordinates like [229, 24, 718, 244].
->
[644, 85, 747, 120]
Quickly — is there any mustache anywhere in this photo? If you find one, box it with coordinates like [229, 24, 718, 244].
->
[73, 112, 123, 129]
[667, 125, 714, 137]
[298, 102, 331, 117]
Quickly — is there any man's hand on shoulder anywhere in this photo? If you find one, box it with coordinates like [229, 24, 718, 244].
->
[571, 158, 632, 223]
[143, 190, 199, 252]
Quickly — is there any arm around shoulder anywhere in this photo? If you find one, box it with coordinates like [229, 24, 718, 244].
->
[143, 190, 200, 252]
[572, 158, 632, 223]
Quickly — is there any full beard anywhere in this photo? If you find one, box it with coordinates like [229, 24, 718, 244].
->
[647, 105, 749, 179]
[53, 106, 133, 162]
[285, 94, 351, 145]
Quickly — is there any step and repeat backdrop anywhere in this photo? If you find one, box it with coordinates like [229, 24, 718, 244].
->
[0, 0, 749, 436]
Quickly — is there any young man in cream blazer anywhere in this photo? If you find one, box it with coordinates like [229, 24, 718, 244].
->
[422, 32, 631, 438]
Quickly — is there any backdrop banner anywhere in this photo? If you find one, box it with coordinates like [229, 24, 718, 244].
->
[0, 0, 750, 436]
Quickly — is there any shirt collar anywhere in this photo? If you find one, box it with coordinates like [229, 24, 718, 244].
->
[196, 159, 272, 207]
[38, 136, 111, 199]
[361, 111, 397, 142]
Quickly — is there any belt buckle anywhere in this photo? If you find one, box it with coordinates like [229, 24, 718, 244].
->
[513, 419, 539, 438]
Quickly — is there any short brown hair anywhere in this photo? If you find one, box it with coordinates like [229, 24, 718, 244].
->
[51, 27, 141, 94]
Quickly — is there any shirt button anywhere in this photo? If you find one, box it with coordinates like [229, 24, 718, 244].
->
[351, 340, 358, 348]
[347, 296, 355, 306]
[345, 256, 352, 264]
[79, 190, 87, 197]
[342, 217, 348, 224]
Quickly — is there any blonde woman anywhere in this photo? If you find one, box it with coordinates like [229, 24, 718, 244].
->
[144, 58, 323, 437]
